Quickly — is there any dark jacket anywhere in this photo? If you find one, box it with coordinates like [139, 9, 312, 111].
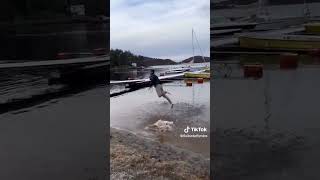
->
[149, 74, 161, 87]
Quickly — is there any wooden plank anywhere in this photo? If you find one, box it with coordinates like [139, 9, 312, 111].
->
[110, 73, 185, 85]
[211, 38, 239, 47]
[212, 51, 288, 55]
[211, 29, 242, 35]
[0, 55, 109, 69]
[212, 60, 240, 64]
[110, 70, 206, 85]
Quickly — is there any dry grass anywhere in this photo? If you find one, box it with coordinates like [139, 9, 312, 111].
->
[110, 129, 210, 180]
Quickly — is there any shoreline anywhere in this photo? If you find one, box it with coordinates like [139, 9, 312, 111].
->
[110, 128, 210, 180]
[0, 83, 105, 115]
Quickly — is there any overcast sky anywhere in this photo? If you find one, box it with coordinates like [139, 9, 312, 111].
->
[111, 0, 210, 61]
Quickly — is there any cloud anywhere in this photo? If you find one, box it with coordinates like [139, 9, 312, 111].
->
[111, 0, 210, 61]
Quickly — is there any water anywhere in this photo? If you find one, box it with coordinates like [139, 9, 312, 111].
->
[213, 3, 320, 19]
[0, 22, 108, 111]
[0, 20, 108, 179]
[149, 62, 210, 70]
[212, 56, 320, 179]
[0, 68, 64, 105]
[111, 79, 210, 157]
[0, 23, 108, 60]
[110, 62, 210, 95]
[0, 86, 107, 179]
[110, 62, 210, 81]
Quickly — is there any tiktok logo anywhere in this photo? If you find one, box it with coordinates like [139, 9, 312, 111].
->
[184, 126, 190, 133]
[180, 125, 208, 138]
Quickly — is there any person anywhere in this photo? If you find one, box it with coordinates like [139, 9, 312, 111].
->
[149, 69, 173, 108]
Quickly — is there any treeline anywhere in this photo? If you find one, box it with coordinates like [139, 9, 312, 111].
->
[110, 49, 145, 67]
[110, 49, 176, 67]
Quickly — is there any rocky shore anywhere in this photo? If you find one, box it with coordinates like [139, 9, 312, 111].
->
[110, 128, 210, 180]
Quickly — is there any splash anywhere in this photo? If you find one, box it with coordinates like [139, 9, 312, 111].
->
[145, 119, 175, 133]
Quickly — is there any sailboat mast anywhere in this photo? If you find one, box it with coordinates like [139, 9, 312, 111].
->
[192, 28, 195, 63]
[304, 0, 311, 18]
[258, 0, 269, 21]
[193, 29, 206, 63]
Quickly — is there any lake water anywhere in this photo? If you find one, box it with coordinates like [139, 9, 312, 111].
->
[111, 74, 210, 157]
[0, 23, 108, 60]
[0, 22, 108, 112]
[213, 3, 320, 19]
[0, 86, 107, 180]
[0, 68, 65, 105]
[212, 55, 320, 179]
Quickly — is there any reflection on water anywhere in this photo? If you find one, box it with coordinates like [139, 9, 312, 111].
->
[214, 128, 306, 180]
[213, 3, 320, 19]
[0, 86, 107, 180]
[0, 69, 65, 105]
[0, 22, 108, 112]
[111, 80, 210, 157]
[110, 68, 149, 80]
[0, 67, 106, 114]
[0, 23, 108, 60]
[212, 63, 320, 179]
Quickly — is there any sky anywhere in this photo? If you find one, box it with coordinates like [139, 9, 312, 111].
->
[110, 0, 210, 62]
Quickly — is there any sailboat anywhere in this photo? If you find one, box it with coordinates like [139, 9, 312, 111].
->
[165, 29, 204, 75]
[184, 29, 210, 79]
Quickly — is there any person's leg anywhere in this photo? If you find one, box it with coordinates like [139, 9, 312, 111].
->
[163, 90, 171, 95]
[162, 94, 172, 104]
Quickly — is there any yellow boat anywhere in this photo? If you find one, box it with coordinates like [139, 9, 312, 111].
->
[184, 72, 210, 79]
[305, 23, 320, 34]
[239, 34, 320, 51]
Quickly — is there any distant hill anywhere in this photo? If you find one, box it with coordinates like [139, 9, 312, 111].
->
[141, 56, 177, 66]
[110, 49, 210, 67]
[180, 56, 210, 64]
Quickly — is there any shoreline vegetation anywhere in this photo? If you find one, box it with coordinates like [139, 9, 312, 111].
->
[110, 128, 210, 180]
[110, 49, 210, 69]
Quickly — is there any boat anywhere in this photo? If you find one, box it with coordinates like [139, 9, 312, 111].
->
[184, 71, 210, 79]
[211, 16, 257, 30]
[236, 0, 309, 31]
[165, 67, 191, 74]
[305, 23, 320, 34]
[211, 29, 242, 36]
[183, 29, 210, 79]
[0, 55, 109, 69]
[239, 34, 320, 51]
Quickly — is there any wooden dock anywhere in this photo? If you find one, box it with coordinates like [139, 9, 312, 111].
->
[0, 55, 110, 69]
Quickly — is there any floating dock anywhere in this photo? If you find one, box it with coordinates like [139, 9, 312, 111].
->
[0, 55, 110, 85]
[239, 34, 320, 51]
[0, 55, 109, 69]
[305, 23, 320, 34]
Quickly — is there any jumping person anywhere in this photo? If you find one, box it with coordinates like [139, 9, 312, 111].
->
[149, 70, 173, 108]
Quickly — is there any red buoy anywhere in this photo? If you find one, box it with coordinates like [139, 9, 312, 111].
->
[280, 53, 298, 69]
[186, 81, 193, 86]
[197, 78, 204, 84]
[309, 49, 320, 57]
[243, 64, 263, 79]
